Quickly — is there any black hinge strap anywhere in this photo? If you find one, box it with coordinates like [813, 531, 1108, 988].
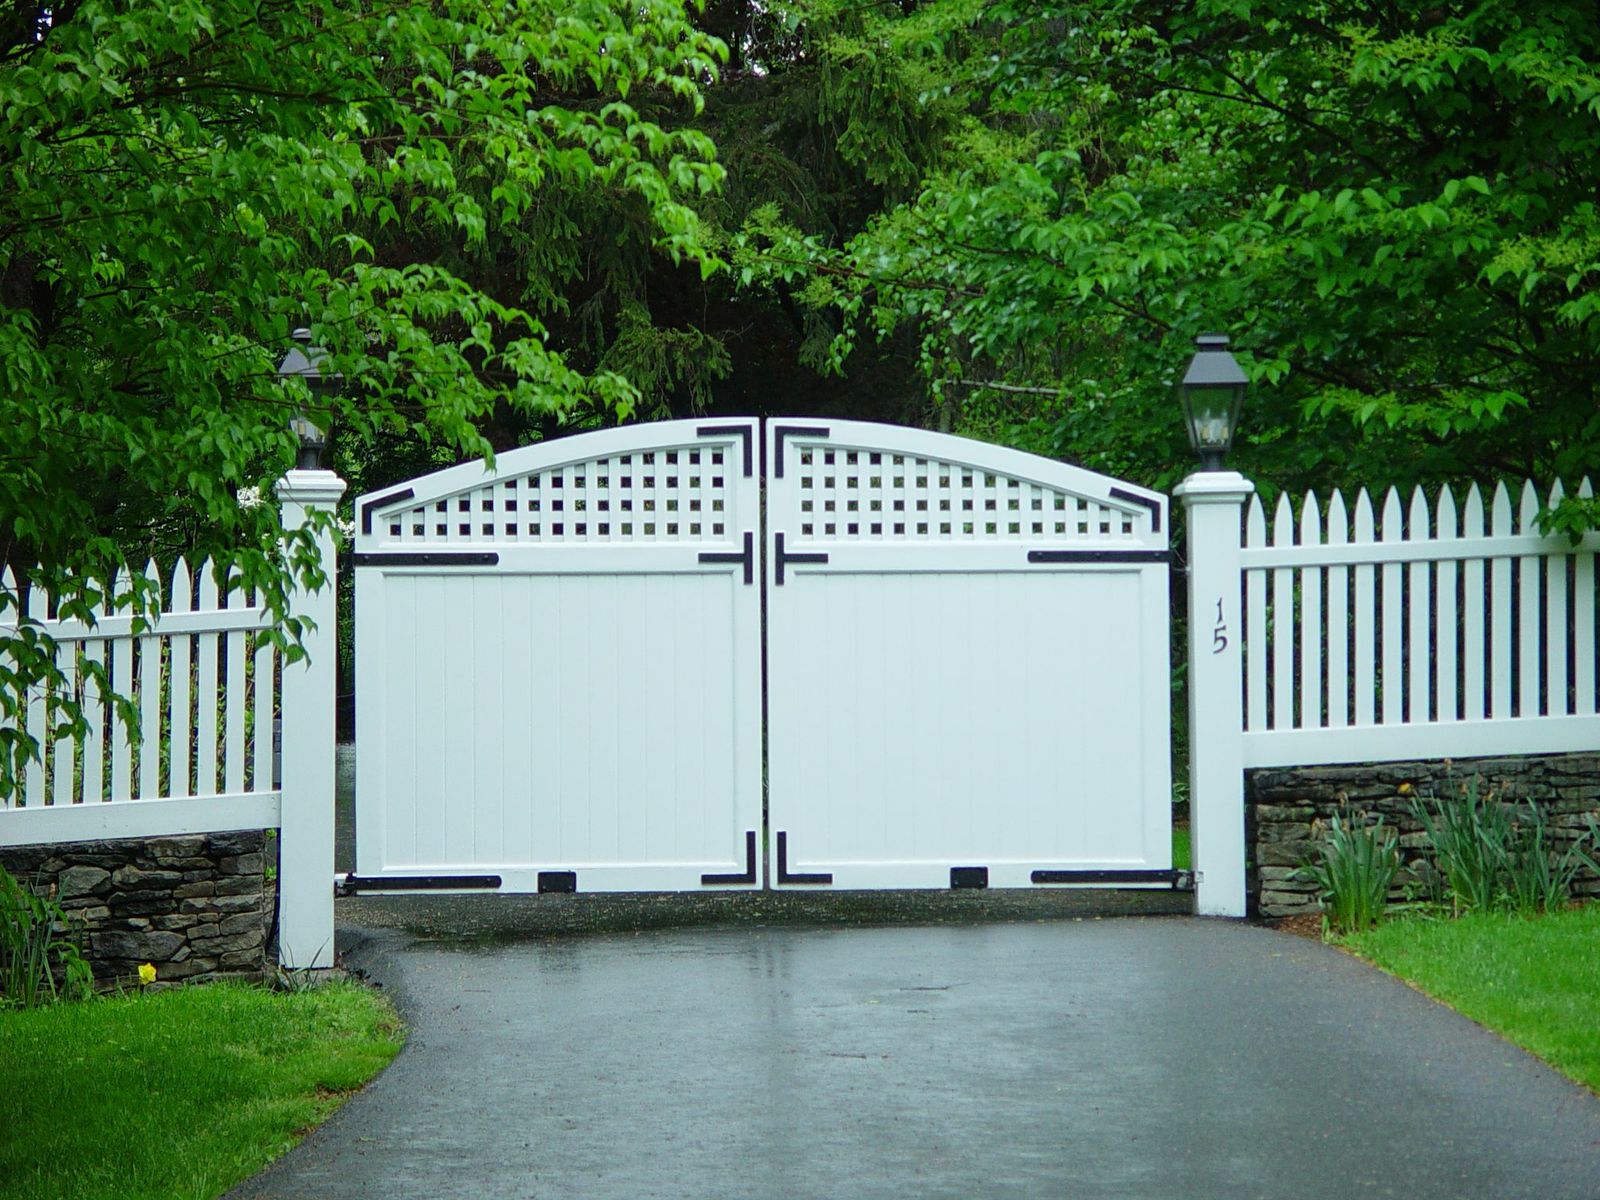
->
[774, 531, 828, 585]
[353, 552, 500, 568]
[697, 531, 755, 585]
[696, 423, 754, 478]
[1026, 549, 1170, 565]
[339, 873, 501, 894]
[772, 424, 830, 478]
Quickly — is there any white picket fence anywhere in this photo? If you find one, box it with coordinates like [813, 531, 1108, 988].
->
[1, 559, 281, 841]
[0, 470, 345, 967]
[1238, 479, 1600, 767]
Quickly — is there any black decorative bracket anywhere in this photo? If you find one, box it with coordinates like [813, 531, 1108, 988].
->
[1026, 549, 1170, 565]
[360, 486, 416, 535]
[697, 423, 754, 478]
[701, 830, 758, 886]
[1031, 869, 1191, 889]
[698, 531, 755, 585]
[353, 552, 500, 568]
[1108, 486, 1163, 534]
[338, 873, 502, 895]
[773, 531, 828, 585]
[776, 831, 832, 885]
[772, 424, 830, 478]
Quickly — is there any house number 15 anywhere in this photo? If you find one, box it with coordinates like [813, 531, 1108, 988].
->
[1212, 598, 1229, 654]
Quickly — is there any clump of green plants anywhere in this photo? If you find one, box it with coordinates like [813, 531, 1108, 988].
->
[1295, 813, 1402, 933]
[1413, 777, 1599, 916]
[0, 863, 92, 1009]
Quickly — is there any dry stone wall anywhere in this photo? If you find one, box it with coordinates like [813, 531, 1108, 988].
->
[0, 830, 277, 987]
[1250, 753, 1600, 917]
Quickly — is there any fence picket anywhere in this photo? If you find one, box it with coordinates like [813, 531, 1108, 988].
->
[1325, 491, 1349, 728]
[1577, 479, 1596, 716]
[224, 565, 247, 794]
[138, 561, 163, 800]
[1545, 481, 1569, 717]
[21, 573, 46, 806]
[1380, 488, 1404, 724]
[1298, 492, 1322, 729]
[1245, 495, 1267, 731]
[1272, 493, 1295, 731]
[81, 635, 105, 804]
[1517, 481, 1542, 717]
[53, 620, 77, 806]
[252, 624, 276, 794]
[1407, 488, 1431, 723]
[1353, 490, 1377, 726]
[169, 558, 193, 797]
[1435, 487, 1458, 723]
[1489, 484, 1513, 719]
[108, 566, 134, 801]
[1463, 485, 1487, 720]
[195, 561, 221, 796]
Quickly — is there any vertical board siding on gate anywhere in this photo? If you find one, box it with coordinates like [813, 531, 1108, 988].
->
[353, 419, 762, 892]
[1239, 479, 1600, 768]
[765, 419, 1171, 889]
[0, 559, 283, 845]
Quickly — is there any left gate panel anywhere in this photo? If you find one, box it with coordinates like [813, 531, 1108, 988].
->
[353, 420, 761, 892]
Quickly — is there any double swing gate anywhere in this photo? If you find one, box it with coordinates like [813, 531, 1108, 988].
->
[351, 419, 1173, 893]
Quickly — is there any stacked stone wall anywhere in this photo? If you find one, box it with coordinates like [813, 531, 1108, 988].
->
[0, 830, 278, 987]
[1250, 754, 1600, 917]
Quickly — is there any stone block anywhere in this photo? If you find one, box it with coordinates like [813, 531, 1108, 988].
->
[152, 915, 200, 932]
[180, 894, 261, 915]
[173, 881, 217, 900]
[93, 930, 184, 961]
[219, 948, 267, 969]
[219, 853, 264, 876]
[189, 931, 265, 956]
[57, 865, 110, 899]
[111, 866, 184, 890]
[215, 876, 262, 897]
[218, 913, 265, 937]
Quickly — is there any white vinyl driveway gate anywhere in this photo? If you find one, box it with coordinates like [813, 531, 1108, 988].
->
[351, 419, 1171, 893]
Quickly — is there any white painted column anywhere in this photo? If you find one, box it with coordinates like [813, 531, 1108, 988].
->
[275, 468, 347, 968]
[1175, 470, 1254, 918]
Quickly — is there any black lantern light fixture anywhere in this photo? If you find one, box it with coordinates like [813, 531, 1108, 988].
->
[277, 327, 338, 470]
[1180, 332, 1248, 471]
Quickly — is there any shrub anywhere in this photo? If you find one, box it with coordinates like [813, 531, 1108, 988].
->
[1412, 775, 1511, 914]
[1295, 814, 1402, 933]
[0, 863, 93, 1009]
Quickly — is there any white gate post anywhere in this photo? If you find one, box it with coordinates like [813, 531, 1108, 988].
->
[275, 467, 347, 969]
[1175, 470, 1254, 917]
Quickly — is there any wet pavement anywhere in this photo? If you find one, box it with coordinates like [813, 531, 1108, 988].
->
[232, 914, 1600, 1199]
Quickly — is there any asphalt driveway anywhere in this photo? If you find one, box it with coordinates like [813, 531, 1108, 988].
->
[231, 915, 1600, 1200]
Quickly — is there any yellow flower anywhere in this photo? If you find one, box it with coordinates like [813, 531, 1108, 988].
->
[137, 962, 157, 986]
[1397, 782, 1413, 796]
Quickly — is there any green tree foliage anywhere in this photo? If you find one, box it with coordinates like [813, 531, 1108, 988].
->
[741, 1, 1600, 494]
[0, 0, 724, 797]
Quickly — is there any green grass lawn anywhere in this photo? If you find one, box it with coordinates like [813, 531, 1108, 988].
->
[1172, 823, 1190, 871]
[1341, 905, 1600, 1093]
[0, 981, 403, 1200]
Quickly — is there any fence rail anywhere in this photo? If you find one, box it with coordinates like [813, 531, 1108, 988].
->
[1239, 478, 1600, 767]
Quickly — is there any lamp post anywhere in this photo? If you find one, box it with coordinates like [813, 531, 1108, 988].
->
[277, 328, 336, 470]
[1172, 330, 1254, 917]
[1180, 333, 1248, 471]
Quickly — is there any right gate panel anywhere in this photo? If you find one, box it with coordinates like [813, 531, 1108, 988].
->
[765, 420, 1171, 889]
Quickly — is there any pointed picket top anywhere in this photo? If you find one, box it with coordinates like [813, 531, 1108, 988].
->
[1547, 478, 1566, 512]
[1436, 482, 1458, 539]
[1407, 486, 1430, 541]
[1353, 488, 1376, 543]
[105, 565, 125, 619]
[1272, 490, 1295, 546]
[1326, 489, 1349, 545]
[1463, 482, 1486, 537]
[1380, 487, 1404, 542]
[1490, 481, 1513, 536]
[197, 557, 220, 611]
[140, 559, 163, 610]
[220, 559, 244, 610]
[1246, 493, 1266, 548]
[1580, 477, 1594, 501]
[1300, 490, 1321, 547]
[170, 557, 194, 615]
[1518, 478, 1541, 534]
[24, 572, 49, 621]
[1, 565, 15, 619]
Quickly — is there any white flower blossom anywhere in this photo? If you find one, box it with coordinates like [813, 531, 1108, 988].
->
[237, 485, 264, 510]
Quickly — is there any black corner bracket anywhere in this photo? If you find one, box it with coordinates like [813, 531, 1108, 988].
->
[697, 423, 755, 478]
[773, 531, 828, 586]
[776, 831, 832, 885]
[1108, 486, 1163, 534]
[701, 830, 759, 886]
[772, 424, 830, 479]
[359, 486, 417, 535]
[698, 531, 755, 585]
